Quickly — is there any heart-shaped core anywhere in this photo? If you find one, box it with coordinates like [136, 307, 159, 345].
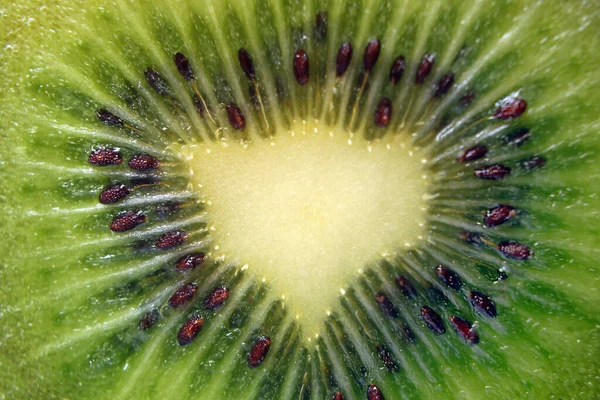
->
[180, 122, 428, 333]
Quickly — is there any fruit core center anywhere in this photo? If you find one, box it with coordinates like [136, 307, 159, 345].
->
[179, 122, 428, 333]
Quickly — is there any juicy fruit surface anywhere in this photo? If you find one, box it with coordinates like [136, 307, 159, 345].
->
[1, 1, 599, 400]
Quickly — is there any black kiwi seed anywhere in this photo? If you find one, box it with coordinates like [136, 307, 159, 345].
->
[144, 68, 170, 96]
[415, 53, 435, 84]
[484, 205, 517, 227]
[395, 275, 416, 298]
[96, 109, 124, 127]
[128, 153, 160, 171]
[389, 55, 406, 85]
[375, 292, 399, 318]
[367, 384, 385, 400]
[434, 72, 455, 97]
[497, 241, 533, 260]
[155, 231, 187, 249]
[248, 336, 271, 368]
[458, 145, 488, 163]
[175, 253, 206, 271]
[177, 315, 204, 346]
[375, 344, 399, 372]
[332, 391, 344, 400]
[110, 210, 146, 232]
[362, 39, 381, 72]
[459, 231, 484, 246]
[449, 316, 479, 344]
[315, 11, 327, 42]
[519, 155, 546, 170]
[99, 184, 131, 204]
[226, 103, 246, 130]
[421, 306, 445, 334]
[493, 96, 527, 120]
[335, 42, 353, 77]
[469, 291, 497, 318]
[504, 127, 531, 147]
[203, 286, 230, 310]
[374, 97, 392, 127]
[138, 310, 159, 331]
[238, 48, 256, 81]
[474, 164, 511, 180]
[293, 49, 309, 85]
[435, 265, 462, 291]
[168, 283, 198, 307]
[173, 52, 194, 81]
[88, 148, 122, 166]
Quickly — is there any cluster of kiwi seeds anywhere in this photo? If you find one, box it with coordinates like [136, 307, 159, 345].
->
[83, 8, 542, 400]
[6, 0, 599, 399]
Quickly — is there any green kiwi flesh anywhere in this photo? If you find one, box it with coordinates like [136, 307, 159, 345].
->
[1, 0, 599, 399]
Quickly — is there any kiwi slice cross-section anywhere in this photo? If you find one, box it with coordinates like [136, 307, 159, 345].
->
[1, 0, 599, 399]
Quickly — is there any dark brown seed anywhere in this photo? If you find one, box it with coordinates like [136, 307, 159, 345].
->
[168, 283, 198, 308]
[494, 96, 527, 120]
[138, 310, 159, 331]
[315, 11, 328, 42]
[421, 306, 445, 334]
[504, 128, 531, 146]
[469, 291, 497, 317]
[485, 205, 517, 227]
[156, 202, 180, 218]
[155, 231, 187, 249]
[395, 276, 416, 298]
[336, 42, 353, 77]
[367, 384, 385, 400]
[498, 241, 533, 260]
[458, 145, 488, 163]
[99, 184, 131, 204]
[174, 52, 194, 81]
[332, 392, 344, 400]
[88, 148, 122, 166]
[376, 344, 399, 372]
[415, 53, 435, 84]
[144, 68, 170, 96]
[110, 211, 146, 232]
[459, 231, 483, 245]
[177, 315, 204, 346]
[450, 316, 479, 344]
[130, 177, 158, 187]
[204, 286, 230, 310]
[435, 265, 462, 291]
[293, 49, 309, 85]
[96, 109, 124, 127]
[389, 55, 406, 85]
[374, 97, 392, 127]
[402, 324, 417, 343]
[128, 153, 160, 171]
[363, 39, 381, 72]
[375, 292, 399, 318]
[226, 103, 246, 130]
[435, 72, 455, 97]
[519, 155, 546, 171]
[474, 164, 511, 180]
[238, 48, 256, 80]
[460, 89, 476, 106]
[248, 336, 271, 368]
[176, 253, 206, 271]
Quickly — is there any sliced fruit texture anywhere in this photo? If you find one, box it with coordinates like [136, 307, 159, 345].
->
[1, 0, 599, 399]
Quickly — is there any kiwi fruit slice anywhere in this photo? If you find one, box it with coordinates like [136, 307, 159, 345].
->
[1, 0, 599, 399]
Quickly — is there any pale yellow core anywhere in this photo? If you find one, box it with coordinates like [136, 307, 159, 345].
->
[179, 122, 428, 334]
